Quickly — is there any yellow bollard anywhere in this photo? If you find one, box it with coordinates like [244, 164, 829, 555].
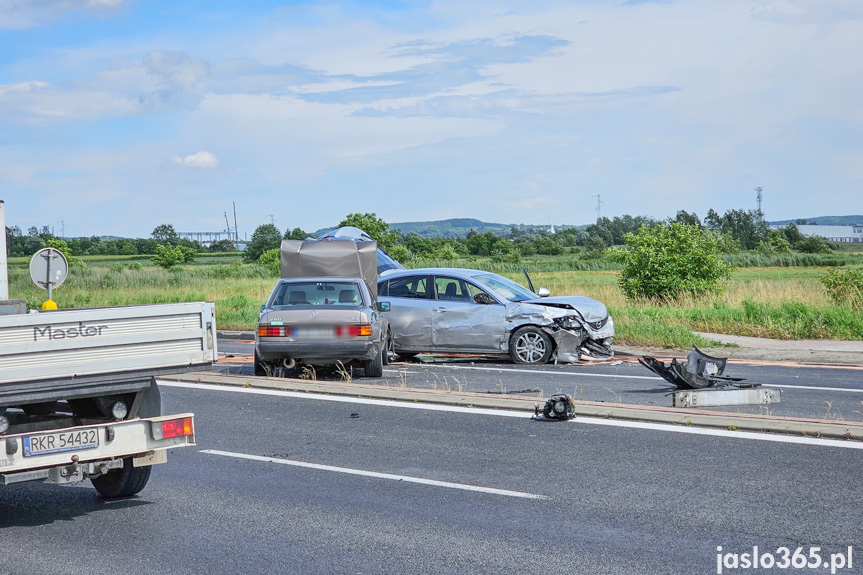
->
[42, 300, 58, 310]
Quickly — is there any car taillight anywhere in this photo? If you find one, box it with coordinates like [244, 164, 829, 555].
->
[153, 416, 194, 440]
[333, 324, 372, 337]
[258, 326, 293, 337]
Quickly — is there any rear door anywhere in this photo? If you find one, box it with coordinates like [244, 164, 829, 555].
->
[379, 274, 434, 351]
[430, 275, 506, 352]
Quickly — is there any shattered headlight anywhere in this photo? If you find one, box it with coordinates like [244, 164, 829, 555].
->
[555, 316, 582, 330]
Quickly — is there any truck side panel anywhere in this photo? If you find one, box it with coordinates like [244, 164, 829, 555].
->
[0, 302, 217, 388]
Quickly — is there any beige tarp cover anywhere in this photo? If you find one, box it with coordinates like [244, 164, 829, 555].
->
[280, 239, 378, 299]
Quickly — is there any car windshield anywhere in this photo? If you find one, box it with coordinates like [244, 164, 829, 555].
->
[472, 273, 539, 302]
[270, 281, 364, 308]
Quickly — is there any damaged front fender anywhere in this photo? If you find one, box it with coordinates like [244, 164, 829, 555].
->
[550, 328, 585, 363]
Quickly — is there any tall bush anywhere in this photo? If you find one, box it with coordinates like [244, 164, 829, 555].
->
[258, 248, 281, 276]
[608, 223, 733, 300]
[151, 244, 185, 269]
[821, 268, 863, 309]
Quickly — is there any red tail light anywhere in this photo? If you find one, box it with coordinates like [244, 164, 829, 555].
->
[159, 417, 194, 439]
[258, 326, 293, 337]
[152, 416, 194, 440]
[334, 324, 371, 337]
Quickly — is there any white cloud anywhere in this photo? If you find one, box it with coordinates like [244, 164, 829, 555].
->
[2, 0, 863, 235]
[172, 151, 219, 169]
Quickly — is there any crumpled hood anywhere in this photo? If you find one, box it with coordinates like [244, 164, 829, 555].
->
[522, 296, 609, 323]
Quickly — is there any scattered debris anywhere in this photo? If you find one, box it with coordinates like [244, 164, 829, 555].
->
[638, 346, 759, 390]
[533, 394, 577, 421]
[350, 413, 360, 418]
[484, 387, 542, 395]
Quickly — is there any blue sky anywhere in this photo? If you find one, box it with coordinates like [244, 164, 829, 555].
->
[1, 0, 862, 238]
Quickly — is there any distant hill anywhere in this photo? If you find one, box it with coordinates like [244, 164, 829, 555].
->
[770, 215, 863, 226]
[313, 218, 577, 238]
[392, 218, 517, 238]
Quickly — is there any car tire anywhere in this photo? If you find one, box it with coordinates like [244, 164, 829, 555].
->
[364, 344, 384, 378]
[382, 331, 392, 366]
[509, 326, 553, 364]
[91, 457, 151, 498]
[254, 350, 269, 377]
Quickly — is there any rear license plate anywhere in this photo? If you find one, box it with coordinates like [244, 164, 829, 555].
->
[295, 327, 333, 339]
[23, 428, 100, 457]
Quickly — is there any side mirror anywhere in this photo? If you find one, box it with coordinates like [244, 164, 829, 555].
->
[377, 301, 391, 312]
[537, 287, 551, 298]
[473, 293, 495, 305]
[261, 304, 266, 312]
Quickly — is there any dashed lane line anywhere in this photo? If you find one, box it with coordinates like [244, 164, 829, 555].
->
[200, 449, 547, 500]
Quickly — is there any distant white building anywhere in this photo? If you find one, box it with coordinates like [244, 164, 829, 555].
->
[794, 224, 863, 243]
[548, 224, 556, 234]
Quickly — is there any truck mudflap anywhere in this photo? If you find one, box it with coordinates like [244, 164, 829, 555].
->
[0, 413, 195, 485]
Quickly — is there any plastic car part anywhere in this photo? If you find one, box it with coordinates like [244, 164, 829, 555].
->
[638, 346, 753, 390]
[533, 393, 576, 420]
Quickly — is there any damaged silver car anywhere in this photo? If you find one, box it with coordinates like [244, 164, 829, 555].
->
[378, 268, 614, 364]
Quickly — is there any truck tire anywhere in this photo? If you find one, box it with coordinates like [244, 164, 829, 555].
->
[91, 457, 151, 498]
[509, 326, 553, 364]
[364, 344, 384, 378]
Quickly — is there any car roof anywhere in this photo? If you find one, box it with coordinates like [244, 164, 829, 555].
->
[277, 277, 363, 283]
[379, 268, 491, 279]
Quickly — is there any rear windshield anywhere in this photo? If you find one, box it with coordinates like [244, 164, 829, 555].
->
[270, 281, 364, 308]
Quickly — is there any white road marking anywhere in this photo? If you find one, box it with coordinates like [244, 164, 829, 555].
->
[160, 381, 863, 450]
[762, 383, 863, 394]
[200, 449, 547, 500]
[394, 364, 863, 394]
[403, 364, 659, 381]
[160, 380, 526, 417]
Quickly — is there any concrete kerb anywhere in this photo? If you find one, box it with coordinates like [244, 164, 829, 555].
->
[166, 372, 863, 442]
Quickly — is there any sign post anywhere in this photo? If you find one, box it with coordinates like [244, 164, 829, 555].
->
[29, 248, 68, 309]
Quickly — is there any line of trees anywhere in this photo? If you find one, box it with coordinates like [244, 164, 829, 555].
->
[238, 208, 838, 268]
[7, 208, 837, 264]
[4, 224, 237, 258]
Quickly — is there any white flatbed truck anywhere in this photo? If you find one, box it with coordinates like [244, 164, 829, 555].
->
[0, 301, 216, 498]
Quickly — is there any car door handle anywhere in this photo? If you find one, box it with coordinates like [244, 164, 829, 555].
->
[433, 307, 448, 313]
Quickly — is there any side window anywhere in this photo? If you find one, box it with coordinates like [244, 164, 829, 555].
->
[464, 282, 493, 302]
[385, 275, 430, 299]
[434, 277, 472, 302]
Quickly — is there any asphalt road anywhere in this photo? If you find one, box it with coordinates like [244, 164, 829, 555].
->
[217, 339, 863, 421]
[1, 382, 861, 575]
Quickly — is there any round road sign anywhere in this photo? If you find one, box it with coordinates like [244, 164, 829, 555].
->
[29, 248, 69, 291]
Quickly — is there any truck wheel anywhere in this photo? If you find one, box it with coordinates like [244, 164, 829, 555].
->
[509, 327, 553, 364]
[91, 457, 151, 498]
[364, 344, 384, 378]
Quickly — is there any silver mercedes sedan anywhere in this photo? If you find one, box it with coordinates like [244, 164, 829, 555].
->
[378, 268, 614, 364]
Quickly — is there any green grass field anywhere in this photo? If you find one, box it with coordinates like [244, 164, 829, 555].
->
[8, 253, 862, 347]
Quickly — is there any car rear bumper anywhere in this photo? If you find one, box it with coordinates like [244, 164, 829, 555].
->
[257, 339, 376, 363]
